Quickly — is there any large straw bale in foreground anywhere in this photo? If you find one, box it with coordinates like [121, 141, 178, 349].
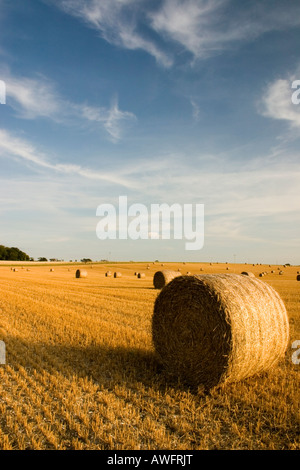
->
[152, 274, 289, 390]
[153, 270, 182, 289]
[76, 269, 87, 278]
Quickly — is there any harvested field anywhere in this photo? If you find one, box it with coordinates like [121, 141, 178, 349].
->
[0, 261, 299, 450]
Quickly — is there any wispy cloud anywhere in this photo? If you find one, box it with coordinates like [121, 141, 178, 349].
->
[0, 128, 137, 187]
[53, 0, 173, 67]
[2, 70, 136, 141]
[150, 0, 300, 60]
[1, 126, 300, 249]
[47, 0, 300, 67]
[190, 99, 200, 121]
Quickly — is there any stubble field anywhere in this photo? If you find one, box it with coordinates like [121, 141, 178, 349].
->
[0, 261, 299, 450]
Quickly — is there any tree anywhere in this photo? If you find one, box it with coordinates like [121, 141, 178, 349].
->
[0, 244, 30, 261]
[38, 257, 48, 262]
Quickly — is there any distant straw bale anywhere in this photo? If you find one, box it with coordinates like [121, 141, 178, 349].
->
[76, 269, 87, 278]
[152, 273, 289, 390]
[114, 272, 122, 278]
[105, 271, 112, 277]
[137, 273, 145, 278]
[153, 270, 182, 289]
[241, 271, 255, 278]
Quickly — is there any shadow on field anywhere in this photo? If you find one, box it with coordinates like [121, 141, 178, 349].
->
[5, 335, 188, 393]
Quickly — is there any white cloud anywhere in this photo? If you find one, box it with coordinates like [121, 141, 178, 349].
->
[6, 74, 61, 120]
[2, 70, 136, 141]
[259, 77, 300, 130]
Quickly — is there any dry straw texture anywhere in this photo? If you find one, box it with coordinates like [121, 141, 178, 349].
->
[153, 270, 182, 289]
[75, 269, 87, 278]
[241, 271, 255, 278]
[152, 273, 289, 390]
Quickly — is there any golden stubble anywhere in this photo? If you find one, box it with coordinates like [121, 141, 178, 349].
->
[0, 261, 299, 450]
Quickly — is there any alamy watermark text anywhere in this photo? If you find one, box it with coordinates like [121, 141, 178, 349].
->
[96, 196, 204, 250]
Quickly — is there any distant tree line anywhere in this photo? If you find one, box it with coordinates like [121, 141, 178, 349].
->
[0, 244, 30, 261]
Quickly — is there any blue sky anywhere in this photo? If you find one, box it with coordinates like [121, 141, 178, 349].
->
[0, 0, 300, 263]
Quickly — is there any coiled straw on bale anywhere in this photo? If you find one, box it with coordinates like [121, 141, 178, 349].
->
[153, 270, 182, 289]
[76, 269, 87, 278]
[152, 274, 289, 390]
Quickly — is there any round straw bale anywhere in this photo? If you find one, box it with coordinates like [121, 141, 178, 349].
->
[297, 274, 300, 281]
[259, 273, 264, 277]
[13, 268, 18, 272]
[76, 269, 87, 278]
[50, 268, 54, 272]
[114, 272, 122, 278]
[137, 272, 145, 278]
[153, 270, 182, 289]
[241, 271, 255, 278]
[279, 271, 284, 275]
[152, 273, 289, 390]
[105, 271, 112, 277]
